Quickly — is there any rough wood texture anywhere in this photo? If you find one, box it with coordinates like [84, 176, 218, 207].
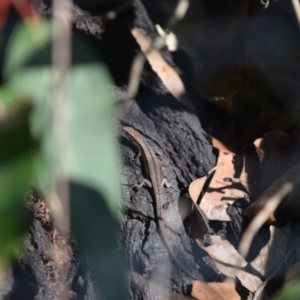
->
[2, 194, 100, 300]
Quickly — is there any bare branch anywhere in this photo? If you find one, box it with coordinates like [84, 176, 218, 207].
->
[124, 0, 190, 103]
[239, 183, 293, 259]
[51, 0, 72, 299]
[291, 0, 300, 28]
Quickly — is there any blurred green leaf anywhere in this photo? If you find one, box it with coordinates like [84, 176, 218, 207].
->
[9, 66, 121, 216]
[0, 21, 40, 262]
[272, 283, 300, 300]
[70, 182, 125, 300]
[66, 60, 124, 298]
[5, 22, 124, 299]
[9, 67, 52, 154]
[4, 20, 52, 79]
[0, 84, 18, 111]
[0, 102, 33, 260]
[66, 56, 123, 299]
[7, 32, 121, 215]
[67, 63, 121, 215]
[0, 154, 32, 259]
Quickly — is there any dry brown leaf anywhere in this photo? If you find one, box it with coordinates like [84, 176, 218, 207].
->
[200, 137, 235, 215]
[203, 235, 247, 267]
[200, 235, 263, 293]
[189, 204, 209, 243]
[130, 27, 199, 114]
[205, 185, 248, 221]
[250, 224, 290, 278]
[191, 281, 241, 300]
[253, 138, 262, 149]
[188, 175, 212, 240]
[189, 163, 225, 204]
[206, 202, 232, 221]
[254, 138, 264, 162]
[189, 176, 207, 203]
[239, 146, 262, 199]
[222, 186, 245, 201]
[197, 138, 254, 222]
[131, 27, 185, 100]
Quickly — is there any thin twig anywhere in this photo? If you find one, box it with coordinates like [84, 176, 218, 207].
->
[253, 245, 293, 300]
[291, 0, 300, 28]
[238, 183, 293, 259]
[102, 0, 133, 21]
[261, 0, 270, 9]
[124, 0, 190, 103]
[52, 0, 72, 239]
[166, 0, 190, 29]
[207, 162, 224, 175]
[52, 0, 72, 299]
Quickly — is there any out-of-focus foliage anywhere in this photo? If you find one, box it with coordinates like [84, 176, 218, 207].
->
[1, 19, 124, 299]
[0, 21, 47, 262]
[0, 98, 33, 259]
[272, 283, 300, 300]
[5, 20, 52, 79]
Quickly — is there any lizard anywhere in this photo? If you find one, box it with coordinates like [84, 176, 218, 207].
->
[123, 126, 216, 286]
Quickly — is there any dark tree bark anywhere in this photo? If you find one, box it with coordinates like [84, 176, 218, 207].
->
[1, 1, 217, 299]
[120, 93, 216, 297]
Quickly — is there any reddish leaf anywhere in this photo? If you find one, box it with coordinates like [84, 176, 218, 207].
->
[0, 0, 37, 29]
[13, 0, 37, 21]
[0, 0, 11, 27]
